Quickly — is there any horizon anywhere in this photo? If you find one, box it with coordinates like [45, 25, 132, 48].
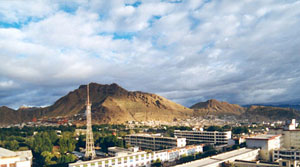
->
[1, 0, 300, 108]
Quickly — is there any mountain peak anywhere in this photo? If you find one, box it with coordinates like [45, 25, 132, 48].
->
[191, 99, 245, 116]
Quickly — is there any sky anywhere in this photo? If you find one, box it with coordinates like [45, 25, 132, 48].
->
[0, 0, 300, 109]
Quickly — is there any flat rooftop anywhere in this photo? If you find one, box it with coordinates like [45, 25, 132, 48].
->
[126, 133, 183, 140]
[246, 134, 281, 140]
[175, 148, 259, 167]
[0, 147, 17, 158]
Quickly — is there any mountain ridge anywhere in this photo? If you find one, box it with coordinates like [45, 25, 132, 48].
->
[1, 83, 300, 126]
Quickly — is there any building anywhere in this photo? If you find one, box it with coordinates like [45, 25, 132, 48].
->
[234, 159, 300, 167]
[174, 148, 260, 167]
[174, 130, 231, 145]
[68, 145, 203, 167]
[269, 119, 300, 149]
[273, 149, 300, 161]
[0, 147, 32, 167]
[108, 147, 139, 157]
[125, 134, 186, 151]
[246, 134, 281, 161]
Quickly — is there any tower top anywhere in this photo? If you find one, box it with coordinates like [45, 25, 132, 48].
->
[87, 84, 91, 106]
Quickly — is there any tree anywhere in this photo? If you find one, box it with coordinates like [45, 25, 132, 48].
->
[152, 159, 162, 167]
[32, 132, 53, 154]
[59, 133, 76, 154]
[41, 151, 56, 166]
[5, 140, 19, 151]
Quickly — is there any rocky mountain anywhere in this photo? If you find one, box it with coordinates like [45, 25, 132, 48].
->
[0, 106, 45, 125]
[1, 84, 300, 126]
[243, 105, 300, 122]
[191, 99, 245, 116]
[190, 99, 300, 121]
[0, 83, 193, 126]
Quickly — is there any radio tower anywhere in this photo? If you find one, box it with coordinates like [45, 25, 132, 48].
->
[85, 83, 96, 159]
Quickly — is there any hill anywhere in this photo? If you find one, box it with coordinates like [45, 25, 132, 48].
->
[0, 83, 193, 126]
[243, 105, 300, 122]
[191, 99, 245, 116]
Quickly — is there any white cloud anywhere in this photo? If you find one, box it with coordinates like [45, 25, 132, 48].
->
[0, 0, 300, 108]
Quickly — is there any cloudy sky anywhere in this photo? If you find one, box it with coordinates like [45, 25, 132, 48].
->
[1, 0, 300, 109]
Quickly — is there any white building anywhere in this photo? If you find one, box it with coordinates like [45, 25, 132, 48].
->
[246, 134, 281, 161]
[174, 148, 260, 167]
[269, 119, 300, 149]
[0, 147, 32, 167]
[273, 149, 300, 161]
[68, 145, 203, 167]
[234, 159, 300, 167]
[125, 133, 186, 151]
[174, 130, 231, 145]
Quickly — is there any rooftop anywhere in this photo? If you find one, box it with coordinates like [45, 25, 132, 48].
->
[175, 148, 259, 167]
[246, 134, 281, 140]
[0, 147, 17, 158]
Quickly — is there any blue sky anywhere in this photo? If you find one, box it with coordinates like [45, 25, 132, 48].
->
[0, 0, 300, 109]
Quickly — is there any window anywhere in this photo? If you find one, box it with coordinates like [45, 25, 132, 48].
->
[282, 162, 287, 166]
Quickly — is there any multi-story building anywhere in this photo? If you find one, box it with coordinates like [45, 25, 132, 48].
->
[68, 145, 203, 167]
[174, 148, 260, 167]
[0, 147, 32, 167]
[268, 119, 300, 149]
[273, 149, 300, 161]
[174, 130, 231, 145]
[246, 134, 281, 161]
[125, 134, 186, 151]
[234, 159, 300, 167]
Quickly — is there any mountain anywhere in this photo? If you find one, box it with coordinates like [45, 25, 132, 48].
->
[0, 83, 193, 126]
[0, 106, 45, 126]
[191, 99, 245, 116]
[190, 99, 300, 121]
[243, 105, 300, 122]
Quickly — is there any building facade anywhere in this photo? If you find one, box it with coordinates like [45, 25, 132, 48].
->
[174, 130, 231, 145]
[125, 134, 186, 151]
[268, 119, 300, 149]
[0, 148, 32, 167]
[69, 145, 203, 167]
[234, 159, 300, 167]
[246, 134, 281, 161]
[273, 149, 300, 161]
[174, 148, 260, 167]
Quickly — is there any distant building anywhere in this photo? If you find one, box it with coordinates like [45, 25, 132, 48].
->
[0, 147, 32, 167]
[69, 145, 203, 167]
[125, 134, 186, 151]
[174, 130, 232, 145]
[269, 119, 300, 149]
[74, 129, 87, 136]
[246, 134, 281, 161]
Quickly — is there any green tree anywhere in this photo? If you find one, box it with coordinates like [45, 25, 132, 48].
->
[41, 151, 56, 166]
[58, 133, 76, 154]
[5, 140, 19, 151]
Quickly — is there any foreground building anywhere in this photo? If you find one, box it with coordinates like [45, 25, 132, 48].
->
[125, 133, 186, 151]
[234, 159, 300, 167]
[269, 119, 300, 149]
[273, 149, 300, 161]
[0, 147, 32, 167]
[246, 134, 281, 161]
[68, 145, 203, 167]
[174, 148, 260, 167]
[174, 130, 231, 145]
